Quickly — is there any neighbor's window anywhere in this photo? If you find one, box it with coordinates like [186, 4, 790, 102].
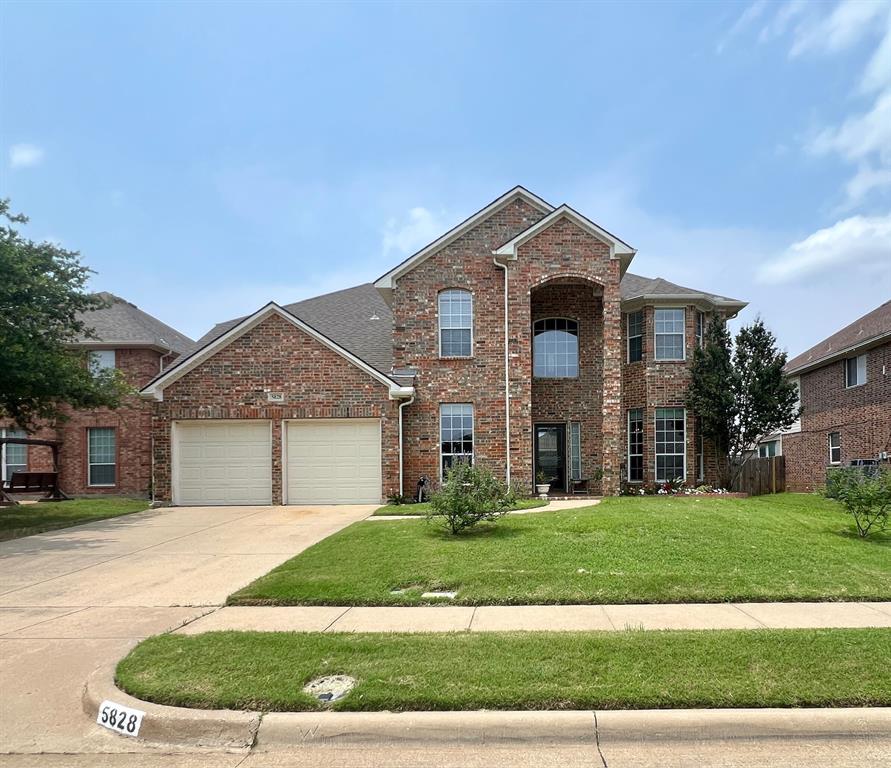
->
[533, 318, 579, 378]
[828, 432, 841, 465]
[440, 404, 473, 478]
[627, 310, 643, 363]
[696, 423, 705, 481]
[654, 308, 685, 361]
[438, 289, 473, 357]
[758, 440, 778, 459]
[1, 428, 27, 482]
[570, 422, 582, 481]
[88, 427, 116, 487]
[89, 350, 116, 376]
[695, 311, 705, 349]
[844, 354, 867, 388]
[655, 407, 686, 482]
[627, 409, 644, 482]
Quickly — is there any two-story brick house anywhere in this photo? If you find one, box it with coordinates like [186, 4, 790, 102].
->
[1, 293, 193, 496]
[759, 299, 891, 491]
[140, 187, 746, 505]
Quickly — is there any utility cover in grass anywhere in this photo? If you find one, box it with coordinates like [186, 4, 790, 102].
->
[302, 675, 356, 704]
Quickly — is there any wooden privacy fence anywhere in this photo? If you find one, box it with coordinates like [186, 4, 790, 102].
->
[732, 456, 785, 496]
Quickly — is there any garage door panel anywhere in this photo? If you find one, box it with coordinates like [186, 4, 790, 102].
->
[285, 420, 381, 504]
[174, 421, 272, 506]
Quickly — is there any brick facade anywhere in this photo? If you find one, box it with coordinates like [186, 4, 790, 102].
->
[150, 313, 400, 504]
[782, 340, 891, 491]
[2, 348, 163, 497]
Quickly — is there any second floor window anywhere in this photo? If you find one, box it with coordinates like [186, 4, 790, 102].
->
[533, 318, 579, 378]
[89, 350, 116, 376]
[696, 311, 705, 349]
[654, 308, 685, 361]
[844, 354, 866, 387]
[438, 289, 472, 357]
[627, 310, 643, 363]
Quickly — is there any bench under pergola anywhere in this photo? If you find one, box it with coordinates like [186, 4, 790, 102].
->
[0, 437, 70, 506]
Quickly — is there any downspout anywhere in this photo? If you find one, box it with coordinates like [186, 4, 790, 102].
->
[493, 255, 511, 486]
[398, 395, 415, 497]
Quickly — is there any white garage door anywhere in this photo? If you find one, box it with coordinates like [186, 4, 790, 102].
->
[285, 419, 381, 504]
[174, 421, 272, 506]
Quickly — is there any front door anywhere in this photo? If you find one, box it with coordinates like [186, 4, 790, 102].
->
[534, 424, 566, 493]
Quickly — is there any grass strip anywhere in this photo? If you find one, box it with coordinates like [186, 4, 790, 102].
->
[117, 628, 891, 712]
[230, 494, 891, 606]
[0, 497, 149, 542]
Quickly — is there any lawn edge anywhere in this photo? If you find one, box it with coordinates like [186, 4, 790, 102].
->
[86, 657, 891, 749]
[0, 506, 150, 543]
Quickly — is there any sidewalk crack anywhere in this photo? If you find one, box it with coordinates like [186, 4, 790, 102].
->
[732, 604, 768, 628]
[592, 710, 608, 767]
[322, 607, 351, 633]
[469, 606, 478, 632]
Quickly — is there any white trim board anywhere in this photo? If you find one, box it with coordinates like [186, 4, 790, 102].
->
[140, 302, 413, 401]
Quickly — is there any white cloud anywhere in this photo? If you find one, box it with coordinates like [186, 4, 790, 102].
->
[9, 143, 45, 169]
[758, 0, 807, 44]
[716, 0, 768, 54]
[757, 213, 891, 283]
[381, 206, 449, 257]
[789, 0, 887, 57]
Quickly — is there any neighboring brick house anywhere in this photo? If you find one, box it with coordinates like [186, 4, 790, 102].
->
[140, 187, 746, 505]
[1, 294, 193, 497]
[759, 300, 891, 492]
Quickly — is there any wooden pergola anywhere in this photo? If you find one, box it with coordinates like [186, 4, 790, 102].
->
[0, 437, 69, 506]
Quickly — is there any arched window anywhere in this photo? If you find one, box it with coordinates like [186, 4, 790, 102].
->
[533, 318, 579, 378]
[439, 289, 473, 357]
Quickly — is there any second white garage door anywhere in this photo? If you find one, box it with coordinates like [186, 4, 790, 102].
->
[174, 421, 272, 506]
[285, 419, 381, 504]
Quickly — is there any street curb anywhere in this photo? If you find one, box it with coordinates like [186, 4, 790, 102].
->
[82, 660, 260, 749]
[83, 660, 891, 748]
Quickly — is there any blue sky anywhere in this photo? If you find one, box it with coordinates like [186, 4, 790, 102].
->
[2, 0, 889, 354]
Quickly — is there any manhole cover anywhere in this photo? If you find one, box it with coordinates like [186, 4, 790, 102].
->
[303, 675, 356, 704]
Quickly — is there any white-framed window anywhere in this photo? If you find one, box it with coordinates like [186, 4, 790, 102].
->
[654, 308, 685, 361]
[758, 440, 778, 458]
[655, 407, 686, 482]
[627, 409, 644, 482]
[440, 404, 473, 479]
[627, 310, 643, 363]
[569, 422, 582, 481]
[844, 354, 867, 388]
[533, 318, 579, 378]
[87, 427, 116, 487]
[828, 432, 841, 465]
[438, 289, 473, 357]
[89, 350, 116, 376]
[695, 311, 705, 349]
[1, 428, 27, 482]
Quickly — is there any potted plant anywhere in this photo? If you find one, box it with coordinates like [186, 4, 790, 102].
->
[535, 469, 551, 498]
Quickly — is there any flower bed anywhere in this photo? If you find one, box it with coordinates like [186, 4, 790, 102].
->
[621, 480, 746, 497]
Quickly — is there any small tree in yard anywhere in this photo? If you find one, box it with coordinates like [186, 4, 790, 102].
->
[427, 462, 511, 535]
[824, 467, 891, 538]
[686, 315, 800, 489]
[0, 200, 129, 431]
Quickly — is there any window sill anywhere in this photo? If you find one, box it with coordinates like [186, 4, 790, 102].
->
[533, 376, 580, 380]
[844, 383, 865, 389]
[439, 356, 473, 361]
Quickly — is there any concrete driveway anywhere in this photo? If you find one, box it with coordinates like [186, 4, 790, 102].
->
[0, 503, 374, 758]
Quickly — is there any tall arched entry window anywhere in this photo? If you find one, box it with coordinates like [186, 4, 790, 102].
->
[533, 318, 579, 378]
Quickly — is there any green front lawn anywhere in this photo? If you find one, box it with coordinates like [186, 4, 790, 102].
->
[117, 628, 891, 711]
[230, 494, 891, 605]
[373, 497, 548, 516]
[0, 497, 149, 541]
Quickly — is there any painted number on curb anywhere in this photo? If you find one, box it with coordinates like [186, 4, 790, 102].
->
[96, 700, 144, 738]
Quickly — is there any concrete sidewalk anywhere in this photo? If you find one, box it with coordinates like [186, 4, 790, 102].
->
[176, 600, 891, 634]
[370, 497, 599, 520]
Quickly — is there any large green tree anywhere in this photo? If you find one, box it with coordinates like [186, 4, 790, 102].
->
[0, 199, 129, 431]
[686, 315, 800, 488]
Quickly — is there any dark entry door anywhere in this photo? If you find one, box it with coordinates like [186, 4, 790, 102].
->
[535, 424, 566, 492]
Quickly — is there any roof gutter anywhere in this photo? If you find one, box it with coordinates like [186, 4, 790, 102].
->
[622, 294, 748, 319]
[785, 330, 891, 376]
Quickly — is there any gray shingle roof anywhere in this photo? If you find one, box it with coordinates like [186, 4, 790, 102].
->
[785, 299, 891, 374]
[74, 292, 194, 355]
[620, 273, 745, 308]
[194, 283, 394, 375]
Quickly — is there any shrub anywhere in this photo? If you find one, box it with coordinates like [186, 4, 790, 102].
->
[823, 467, 891, 538]
[427, 462, 511, 535]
